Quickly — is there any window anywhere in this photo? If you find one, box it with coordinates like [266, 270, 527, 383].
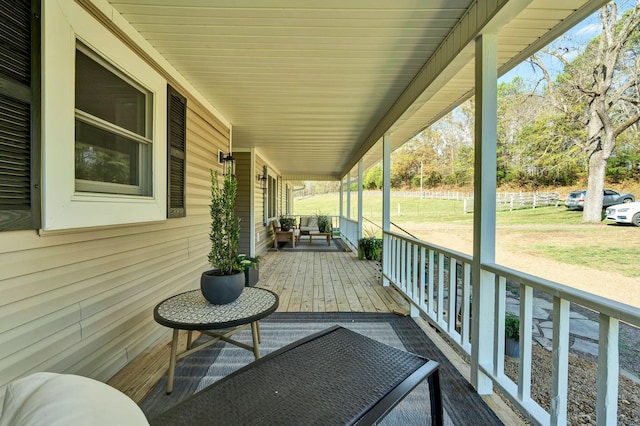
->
[75, 44, 152, 196]
[42, 1, 167, 230]
[0, 0, 40, 231]
[167, 85, 186, 218]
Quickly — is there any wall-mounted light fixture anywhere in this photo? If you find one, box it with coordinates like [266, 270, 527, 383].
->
[257, 165, 268, 192]
[219, 151, 236, 176]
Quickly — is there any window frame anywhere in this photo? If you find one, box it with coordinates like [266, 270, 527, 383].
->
[41, 0, 168, 231]
[74, 43, 153, 196]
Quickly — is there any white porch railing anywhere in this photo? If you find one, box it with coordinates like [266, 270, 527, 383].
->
[340, 217, 359, 249]
[382, 230, 639, 426]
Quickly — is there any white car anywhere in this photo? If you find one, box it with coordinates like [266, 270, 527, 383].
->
[605, 201, 640, 227]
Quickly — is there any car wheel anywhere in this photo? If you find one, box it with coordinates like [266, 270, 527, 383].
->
[623, 198, 633, 203]
[633, 212, 640, 227]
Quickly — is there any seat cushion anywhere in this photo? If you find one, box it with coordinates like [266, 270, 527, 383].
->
[0, 372, 149, 426]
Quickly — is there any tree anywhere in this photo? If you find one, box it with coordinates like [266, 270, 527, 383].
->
[362, 164, 383, 189]
[530, 1, 640, 222]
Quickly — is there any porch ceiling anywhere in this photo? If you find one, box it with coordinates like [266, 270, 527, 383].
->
[108, 0, 606, 180]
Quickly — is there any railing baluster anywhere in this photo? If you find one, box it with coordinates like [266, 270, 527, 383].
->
[411, 244, 421, 306]
[427, 249, 435, 315]
[596, 313, 619, 425]
[448, 258, 457, 334]
[406, 241, 412, 295]
[494, 275, 506, 377]
[420, 246, 427, 311]
[405, 241, 411, 296]
[392, 237, 397, 282]
[437, 253, 444, 324]
[519, 285, 533, 402]
[551, 297, 570, 425]
[462, 262, 471, 350]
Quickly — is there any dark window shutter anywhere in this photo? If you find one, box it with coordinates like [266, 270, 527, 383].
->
[167, 85, 186, 218]
[0, 0, 40, 231]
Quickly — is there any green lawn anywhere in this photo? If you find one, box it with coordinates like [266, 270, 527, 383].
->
[294, 193, 583, 225]
[294, 193, 640, 278]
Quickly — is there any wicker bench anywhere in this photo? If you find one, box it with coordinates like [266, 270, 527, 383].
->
[151, 326, 443, 426]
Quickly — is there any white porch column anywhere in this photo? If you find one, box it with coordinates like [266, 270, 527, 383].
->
[357, 160, 363, 242]
[471, 33, 498, 394]
[339, 178, 344, 233]
[346, 172, 351, 221]
[249, 148, 256, 256]
[382, 134, 391, 287]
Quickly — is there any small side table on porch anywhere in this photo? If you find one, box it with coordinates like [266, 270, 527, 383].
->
[153, 287, 279, 394]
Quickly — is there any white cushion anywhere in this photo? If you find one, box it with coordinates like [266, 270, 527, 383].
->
[299, 216, 308, 227]
[0, 372, 149, 426]
[307, 216, 318, 227]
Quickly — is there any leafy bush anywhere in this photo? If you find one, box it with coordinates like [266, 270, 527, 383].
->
[358, 237, 382, 261]
[279, 215, 296, 231]
[234, 254, 259, 271]
[317, 214, 331, 233]
[505, 312, 520, 340]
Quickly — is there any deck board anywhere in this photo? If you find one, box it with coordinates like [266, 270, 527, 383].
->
[107, 250, 407, 403]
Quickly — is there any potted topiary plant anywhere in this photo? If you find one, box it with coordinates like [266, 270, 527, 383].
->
[317, 214, 331, 233]
[504, 312, 520, 358]
[201, 170, 248, 304]
[278, 215, 296, 232]
[357, 227, 382, 261]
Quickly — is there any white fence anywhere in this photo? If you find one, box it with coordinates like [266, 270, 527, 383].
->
[366, 190, 472, 201]
[362, 190, 560, 212]
[463, 192, 560, 213]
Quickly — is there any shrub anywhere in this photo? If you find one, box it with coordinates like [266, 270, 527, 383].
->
[358, 237, 382, 261]
[505, 312, 520, 340]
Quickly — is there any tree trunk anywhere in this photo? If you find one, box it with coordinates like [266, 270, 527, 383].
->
[583, 98, 616, 223]
[583, 152, 607, 222]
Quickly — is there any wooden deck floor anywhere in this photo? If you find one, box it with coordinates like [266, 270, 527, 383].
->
[108, 250, 409, 402]
[259, 250, 409, 313]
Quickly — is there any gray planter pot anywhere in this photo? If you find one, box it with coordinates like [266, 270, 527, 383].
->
[244, 267, 259, 287]
[505, 337, 520, 358]
[201, 270, 244, 304]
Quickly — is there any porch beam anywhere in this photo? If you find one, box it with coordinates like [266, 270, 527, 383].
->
[471, 32, 498, 394]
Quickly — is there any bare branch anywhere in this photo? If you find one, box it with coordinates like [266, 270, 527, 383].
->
[619, 96, 640, 106]
[614, 111, 640, 138]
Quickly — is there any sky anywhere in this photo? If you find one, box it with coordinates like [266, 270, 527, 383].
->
[498, 0, 633, 84]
